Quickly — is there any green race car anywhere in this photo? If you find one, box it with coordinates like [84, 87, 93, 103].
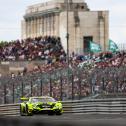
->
[20, 96, 63, 116]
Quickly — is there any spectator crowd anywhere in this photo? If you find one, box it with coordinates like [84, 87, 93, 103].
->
[0, 36, 66, 62]
[0, 36, 126, 104]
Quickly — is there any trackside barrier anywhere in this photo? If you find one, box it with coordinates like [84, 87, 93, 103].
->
[1, 98, 126, 116]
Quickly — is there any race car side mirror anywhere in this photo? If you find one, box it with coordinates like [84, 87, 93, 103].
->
[57, 101, 61, 103]
[20, 97, 29, 101]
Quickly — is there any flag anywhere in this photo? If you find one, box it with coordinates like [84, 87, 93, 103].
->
[89, 41, 102, 53]
[108, 39, 119, 52]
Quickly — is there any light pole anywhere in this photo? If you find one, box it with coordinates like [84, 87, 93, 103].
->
[66, 0, 69, 68]
[66, 0, 72, 100]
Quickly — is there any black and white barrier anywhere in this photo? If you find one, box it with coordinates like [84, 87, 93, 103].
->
[1, 98, 126, 116]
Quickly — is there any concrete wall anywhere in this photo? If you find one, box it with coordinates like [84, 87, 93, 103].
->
[21, 0, 109, 54]
[59, 11, 109, 54]
[0, 61, 45, 75]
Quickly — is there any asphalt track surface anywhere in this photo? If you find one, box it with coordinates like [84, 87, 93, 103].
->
[4, 114, 126, 126]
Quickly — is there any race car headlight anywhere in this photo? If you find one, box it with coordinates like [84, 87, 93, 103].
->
[33, 104, 37, 108]
[51, 103, 56, 108]
[54, 103, 62, 109]
[33, 104, 43, 109]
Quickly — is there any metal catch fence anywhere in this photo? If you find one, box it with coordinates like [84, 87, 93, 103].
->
[0, 66, 126, 104]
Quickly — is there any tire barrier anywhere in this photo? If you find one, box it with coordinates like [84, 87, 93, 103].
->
[1, 98, 126, 116]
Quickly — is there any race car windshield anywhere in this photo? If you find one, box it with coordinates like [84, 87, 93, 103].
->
[30, 97, 56, 103]
[46, 98, 56, 102]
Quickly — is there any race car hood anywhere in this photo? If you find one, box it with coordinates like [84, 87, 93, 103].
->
[33, 102, 56, 108]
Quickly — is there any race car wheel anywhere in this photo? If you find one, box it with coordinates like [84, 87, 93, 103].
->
[55, 111, 62, 115]
[20, 105, 25, 116]
[48, 111, 54, 115]
[26, 105, 33, 116]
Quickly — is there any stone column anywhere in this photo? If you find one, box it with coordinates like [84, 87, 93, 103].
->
[27, 18, 30, 38]
[48, 14, 51, 36]
[46, 15, 48, 35]
[46, 15, 48, 36]
[104, 12, 109, 51]
[32, 18, 34, 38]
[31, 18, 34, 38]
[30, 18, 32, 38]
[36, 17, 38, 37]
[44, 15, 47, 36]
[39, 17, 42, 36]
[52, 13, 55, 36]
[76, 26, 82, 54]
[25, 19, 28, 38]
[99, 11, 105, 51]
[50, 14, 53, 36]
[54, 13, 60, 36]
[21, 20, 26, 39]
[34, 17, 37, 37]
[42, 17, 45, 36]
[36, 18, 38, 37]
[39, 18, 41, 37]
[99, 18, 105, 51]
[42, 17, 44, 36]
[37, 17, 40, 37]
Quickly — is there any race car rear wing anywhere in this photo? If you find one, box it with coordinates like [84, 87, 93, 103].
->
[20, 97, 29, 101]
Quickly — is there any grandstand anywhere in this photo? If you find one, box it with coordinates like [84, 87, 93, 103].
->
[0, 36, 126, 104]
[0, 0, 112, 104]
[0, 36, 66, 75]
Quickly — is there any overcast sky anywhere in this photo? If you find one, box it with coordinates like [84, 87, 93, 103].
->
[0, 0, 126, 47]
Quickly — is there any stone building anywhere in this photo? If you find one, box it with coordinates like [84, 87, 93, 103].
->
[21, 0, 109, 54]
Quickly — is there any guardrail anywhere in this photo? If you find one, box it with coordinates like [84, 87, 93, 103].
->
[1, 98, 126, 116]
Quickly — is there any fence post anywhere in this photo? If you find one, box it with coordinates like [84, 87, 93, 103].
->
[78, 71, 82, 100]
[116, 77, 119, 93]
[4, 84, 7, 104]
[31, 81, 33, 97]
[21, 82, 24, 97]
[12, 83, 15, 103]
[91, 72, 96, 95]
[40, 79, 43, 96]
[102, 77, 105, 91]
[50, 74, 52, 97]
[60, 75, 63, 101]
[71, 74, 74, 100]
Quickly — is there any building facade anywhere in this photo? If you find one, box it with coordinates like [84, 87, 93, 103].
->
[22, 0, 109, 54]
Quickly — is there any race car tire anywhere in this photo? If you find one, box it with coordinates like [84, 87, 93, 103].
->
[56, 112, 62, 115]
[20, 105, 25, 116]
[26, 105, 33, 116]
[48, 111, 54, 115]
